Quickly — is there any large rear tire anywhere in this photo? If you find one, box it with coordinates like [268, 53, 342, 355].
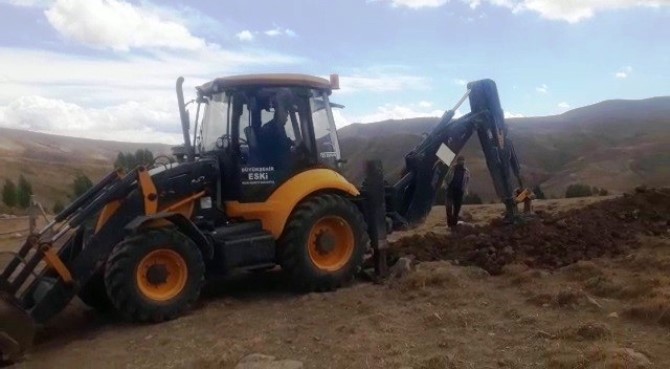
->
[104, 229, 205, 323]
[279, 194, 368, 292]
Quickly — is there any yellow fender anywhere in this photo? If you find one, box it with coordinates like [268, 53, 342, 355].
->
[225, 169, 360, 239]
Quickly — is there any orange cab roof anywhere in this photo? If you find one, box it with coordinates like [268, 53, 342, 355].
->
[197, 73, 332, 94]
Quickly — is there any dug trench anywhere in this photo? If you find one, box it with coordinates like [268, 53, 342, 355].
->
[5, 189, 670, 368]
[389, 187, 670, 275]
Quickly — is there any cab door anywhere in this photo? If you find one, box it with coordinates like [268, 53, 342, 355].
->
[234, 87, 317, 203]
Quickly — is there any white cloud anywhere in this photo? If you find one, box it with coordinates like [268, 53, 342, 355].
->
[535, 83, 548, 94]
[377, 0, 670, 22]
[234, 27, 296, 40]
[44, 0, 207, 52]
[380, 0, 449, 8]
[264, 27, 297, 37]
[454, 78, 468, 86]
[0, 95, 182, 143]
[0, 46, 302, 142]
[504, 111, 525, 118]
[418, 101, 433, 108]
[517, 0, 670, 23]
[0, 0, 50, 7]
[0, 1, 307, 144]
[557, 101, 570, 109]
[338, 74, 430, 94]
[332, 109, 351, 128]
[236, 30, 255, 42]
[347, 103, 445, 125]
[0, 47, 301, 105]
[614, 65, 633, 79]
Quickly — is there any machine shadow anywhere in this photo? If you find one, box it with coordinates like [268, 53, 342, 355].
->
[30, 268, 300, 356]
[200, 268, 294, 301]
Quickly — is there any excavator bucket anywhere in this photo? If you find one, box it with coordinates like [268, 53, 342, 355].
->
[0, 296, 35, 362]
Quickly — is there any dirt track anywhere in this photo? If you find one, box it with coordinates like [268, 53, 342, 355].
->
[3, 192, 670, 368]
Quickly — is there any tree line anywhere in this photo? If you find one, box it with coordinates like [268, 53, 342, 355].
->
[1, 175, 33, 209]
[2, 149, 157, 214]
[52, 173, 95, 213]
[54, 149, 158, 213]
[114, 149, 156, 172]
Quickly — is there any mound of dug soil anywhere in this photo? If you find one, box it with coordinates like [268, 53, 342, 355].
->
[390, 188, 670, 275]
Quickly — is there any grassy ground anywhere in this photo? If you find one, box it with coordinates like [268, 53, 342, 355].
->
[2, 196, 668, 368]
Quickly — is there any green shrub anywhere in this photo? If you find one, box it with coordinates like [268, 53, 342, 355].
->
[114, 149, 155, 171]
[16, 175, 33, 209]
[72, 173, 93, 199]
[565, 183, 592, 198]
[532, 184, 546, 200]
[52, 200, 65, 214]
[2, 179, 17, 207]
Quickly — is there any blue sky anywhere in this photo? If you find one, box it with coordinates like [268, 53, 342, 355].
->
[0, 0, 668, 143]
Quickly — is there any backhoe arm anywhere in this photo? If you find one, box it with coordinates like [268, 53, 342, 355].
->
[387, 79, 524, 229]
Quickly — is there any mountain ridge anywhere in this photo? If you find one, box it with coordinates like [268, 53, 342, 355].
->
[338, 96, 670, 199]
[0, 95, 668, 206]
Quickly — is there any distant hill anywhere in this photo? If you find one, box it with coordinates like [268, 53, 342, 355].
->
[0, 96, 667, 207]
[0, 127, 171, 208]
[339, 97, 670, 199]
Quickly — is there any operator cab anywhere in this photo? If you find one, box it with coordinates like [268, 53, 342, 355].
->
[192, 74, 342, 202]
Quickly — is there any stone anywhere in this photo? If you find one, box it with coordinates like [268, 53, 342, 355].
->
[389, 257, 413, 279]
[460, 266, 490, 279]
[235, 353, 303, 369]
[239, 354, 276, 363]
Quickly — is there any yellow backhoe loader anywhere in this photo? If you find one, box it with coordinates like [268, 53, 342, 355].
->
[0, 74, 529, 362]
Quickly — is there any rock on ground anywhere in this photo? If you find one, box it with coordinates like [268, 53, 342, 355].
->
[234, 353, 303, 369]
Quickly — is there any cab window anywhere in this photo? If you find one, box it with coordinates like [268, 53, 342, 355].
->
[311, 91, 339, 168]
[237, 88, 309, 172]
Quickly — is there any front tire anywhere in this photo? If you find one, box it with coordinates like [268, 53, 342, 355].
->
[279, 194, 368, 292]
[104, 229, 205, 323]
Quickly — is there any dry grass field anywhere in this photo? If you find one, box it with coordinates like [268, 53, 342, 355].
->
[1, 194, 668, 369]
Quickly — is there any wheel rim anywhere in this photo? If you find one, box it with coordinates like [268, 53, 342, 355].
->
[307, 216, 355, 272]
[136, 249, 188, 302]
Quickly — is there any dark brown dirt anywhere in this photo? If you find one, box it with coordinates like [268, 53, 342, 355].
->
[390, 188, 670, 275]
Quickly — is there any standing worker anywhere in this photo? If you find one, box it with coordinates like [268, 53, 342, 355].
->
[444, 155, 470, 228]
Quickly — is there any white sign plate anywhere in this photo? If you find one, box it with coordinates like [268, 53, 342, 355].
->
[436, 143, 456, 165]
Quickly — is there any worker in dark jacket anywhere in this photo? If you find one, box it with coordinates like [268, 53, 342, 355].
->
[444, 155, 470, 228]
[260, 91, 294, 170]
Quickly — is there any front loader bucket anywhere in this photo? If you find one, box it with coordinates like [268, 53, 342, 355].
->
[0, 296, 35, 362]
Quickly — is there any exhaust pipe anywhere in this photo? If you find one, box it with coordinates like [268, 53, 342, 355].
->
[0, 296, 35, 362]
[176, 77, 195, 162]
